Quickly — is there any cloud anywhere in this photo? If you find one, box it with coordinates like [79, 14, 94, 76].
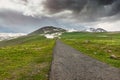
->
[43, 0, 120, 22]
[0, 9, 46, 33]
[96, 20, 120, 31]
[0, 0, 120, 32]
[0, 0, 26, 12]
[0, 0, 120, 21]
[0, 10, 85, 33]
[0, 0, 120, 22]
[0, 0, 45, 17]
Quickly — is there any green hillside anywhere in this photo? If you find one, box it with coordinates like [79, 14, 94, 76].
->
[61, 32, 120, 68]
[0, 35, 55, 80]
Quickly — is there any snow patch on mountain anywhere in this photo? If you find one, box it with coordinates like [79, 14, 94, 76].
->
[44, 33, 62, 39]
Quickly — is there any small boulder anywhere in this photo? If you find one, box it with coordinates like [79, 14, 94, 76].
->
[84, 40, 90, 44]
[107, 50, 112, 53]
[110, 55, 117, 59]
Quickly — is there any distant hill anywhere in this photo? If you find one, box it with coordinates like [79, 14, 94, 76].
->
[29, 26, 66, 35]
[86, 28, 107, 32]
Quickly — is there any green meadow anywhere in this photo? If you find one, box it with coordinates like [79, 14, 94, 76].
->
[0, 35, 55, 80]
[61, 32, 120, 68]
[0, 32, 120, 80]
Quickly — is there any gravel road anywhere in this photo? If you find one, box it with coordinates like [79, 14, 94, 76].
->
[49, 40, 120, 80]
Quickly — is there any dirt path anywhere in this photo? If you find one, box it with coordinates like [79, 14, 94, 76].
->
[49, 40, 120, 80]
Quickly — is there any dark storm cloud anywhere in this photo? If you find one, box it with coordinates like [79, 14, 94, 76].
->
[44, 0, 120, 21]
[109, 0, 120, 16]
[44, 0, 87, 13]
[97, 0, 115, 5]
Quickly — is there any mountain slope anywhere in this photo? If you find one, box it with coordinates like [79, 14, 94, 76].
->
[29, 26, 66, 35]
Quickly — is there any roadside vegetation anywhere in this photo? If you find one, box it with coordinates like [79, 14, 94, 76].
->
[0, 35, 55, 80]
[61, 32, 120, 68]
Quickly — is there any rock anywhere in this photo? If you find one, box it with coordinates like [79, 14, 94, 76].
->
[110, 55, 117, 59]
[107, 50, 112, 53]
[84, 40, 90, 44]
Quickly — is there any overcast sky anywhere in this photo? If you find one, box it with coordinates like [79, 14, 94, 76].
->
[0, 0, 120, 33]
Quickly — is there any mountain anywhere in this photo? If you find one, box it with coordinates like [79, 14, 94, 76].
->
[86, 28, 107, 32]
[29, 26, 66, 35]
[95, 28, 107, 32]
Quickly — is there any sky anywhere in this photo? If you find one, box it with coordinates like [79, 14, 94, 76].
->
[0, 0, 120, 33]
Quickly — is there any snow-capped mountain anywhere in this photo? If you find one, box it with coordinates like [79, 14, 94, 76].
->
[0, 33, 26, 41]
[29, 26, 66, 35]
[85, 28, 107, 32]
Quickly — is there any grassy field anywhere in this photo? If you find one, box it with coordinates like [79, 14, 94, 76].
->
[61, 32, 120, 68]
[0, 32, 120, 80]
[0, 35, 55, 80]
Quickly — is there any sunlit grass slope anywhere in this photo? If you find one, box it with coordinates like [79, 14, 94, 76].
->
[0, 35, 55, 80]
[61, 32, 120, 68]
